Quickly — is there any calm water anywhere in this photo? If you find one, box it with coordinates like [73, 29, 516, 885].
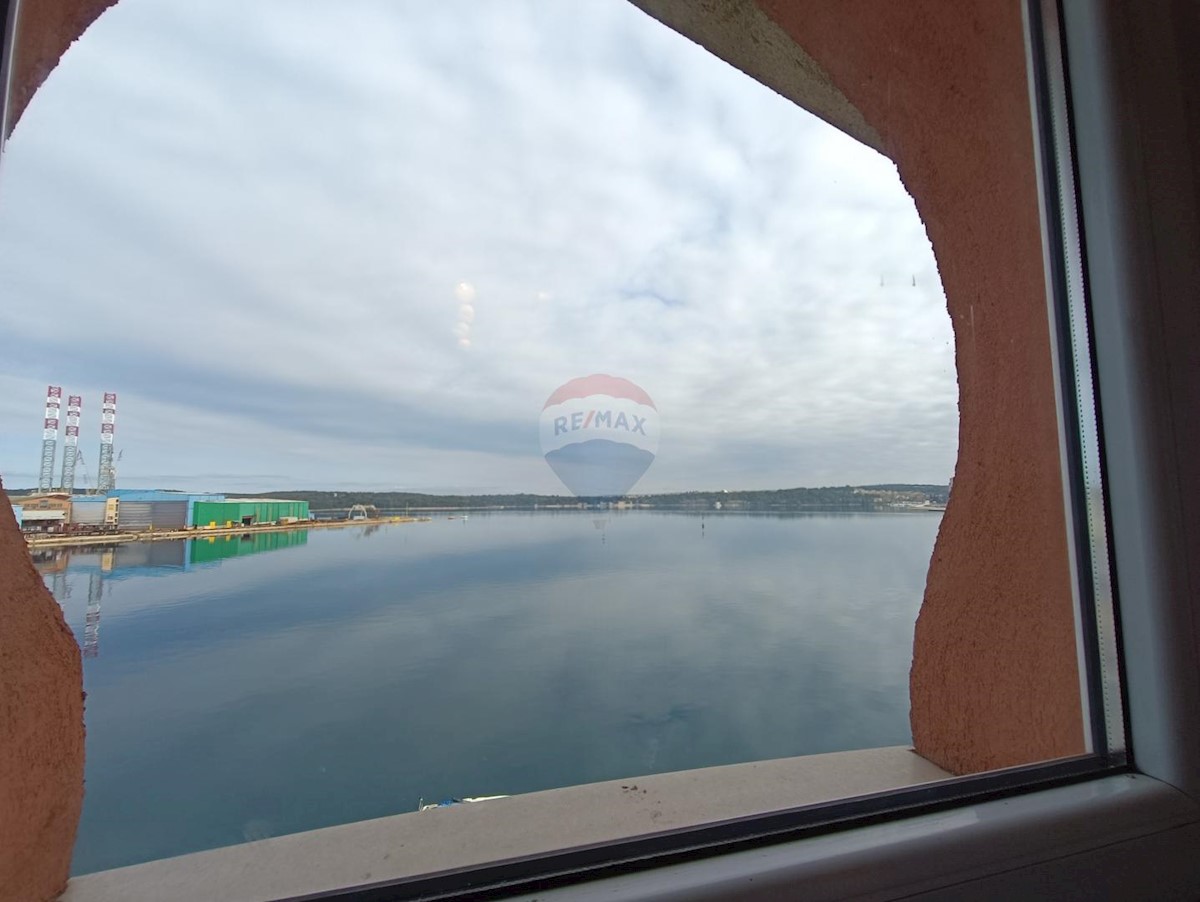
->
[39, 511, 940, 874]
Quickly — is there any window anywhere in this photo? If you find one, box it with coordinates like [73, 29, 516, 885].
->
[2, 0, 1199, 899]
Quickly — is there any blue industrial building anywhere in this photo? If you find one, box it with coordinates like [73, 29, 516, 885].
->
[69, 490, 226, 531]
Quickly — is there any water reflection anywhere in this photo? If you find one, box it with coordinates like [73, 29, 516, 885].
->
[36, 530, 310, 658]
[48, 513, 938, 875]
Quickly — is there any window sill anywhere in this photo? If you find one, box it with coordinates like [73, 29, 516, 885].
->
[63, 746, 949, 902]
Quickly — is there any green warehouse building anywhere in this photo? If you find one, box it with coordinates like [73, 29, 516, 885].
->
[191, 498, 310, 529]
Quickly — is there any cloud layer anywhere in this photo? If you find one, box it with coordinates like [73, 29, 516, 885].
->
[0, 0, 957, 493]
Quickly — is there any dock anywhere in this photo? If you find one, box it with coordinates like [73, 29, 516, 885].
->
[25, 516, 429, 550]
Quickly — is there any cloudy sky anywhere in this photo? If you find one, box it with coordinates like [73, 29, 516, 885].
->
[0, 0, 956, 495]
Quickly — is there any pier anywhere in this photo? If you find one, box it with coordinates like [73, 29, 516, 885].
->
[25, 516, 428, 549]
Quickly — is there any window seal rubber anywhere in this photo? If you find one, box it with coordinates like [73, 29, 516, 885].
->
[1025, 0, 1129, 765]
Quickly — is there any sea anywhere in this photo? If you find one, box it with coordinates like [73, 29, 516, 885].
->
[35, 509, 941, 875]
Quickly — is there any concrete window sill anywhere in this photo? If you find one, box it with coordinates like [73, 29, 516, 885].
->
[63, 746, 949, 902]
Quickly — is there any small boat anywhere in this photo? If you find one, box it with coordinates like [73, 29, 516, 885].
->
[418, 795, 507, 811]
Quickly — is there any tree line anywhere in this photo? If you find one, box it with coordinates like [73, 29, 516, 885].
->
[241, 484, 949, 512]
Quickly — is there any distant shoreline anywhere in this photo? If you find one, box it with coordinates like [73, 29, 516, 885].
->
[26, 505, 946, 550]
[25, 516, 427, 549]
[258, 483, 951, 515]
[314, 504, 948, 515]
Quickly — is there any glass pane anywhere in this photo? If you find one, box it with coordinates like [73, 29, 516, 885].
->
[0, 0, 1116, 886]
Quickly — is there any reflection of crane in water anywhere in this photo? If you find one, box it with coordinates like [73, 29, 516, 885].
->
[82, 551, 112, 659]
[83, 574, 102, 658]
[34, 548, 72, 604]
[49, 568, 69, 605]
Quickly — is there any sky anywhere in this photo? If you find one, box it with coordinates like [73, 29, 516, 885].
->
[0, 0, 957, 495]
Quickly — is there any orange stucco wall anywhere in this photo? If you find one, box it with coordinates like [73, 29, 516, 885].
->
[4, 0, 117, 139]
[0, 480, 84, 902]
[755, 0, 1084, 772]
[0, 0, 1084, 895]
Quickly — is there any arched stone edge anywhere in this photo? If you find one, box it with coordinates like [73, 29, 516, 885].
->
[627, 0, 883, 154]
[631, 0, 1084, 773]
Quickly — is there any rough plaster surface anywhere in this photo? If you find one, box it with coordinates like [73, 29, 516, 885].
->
[628, 0, 883, 153]
[754, 0, 1084, 772]
[0, 480, 85, 902]
[5, 0, 118, 138]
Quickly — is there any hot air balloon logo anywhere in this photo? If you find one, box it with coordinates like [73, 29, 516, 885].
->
[539, 374, 659, 498]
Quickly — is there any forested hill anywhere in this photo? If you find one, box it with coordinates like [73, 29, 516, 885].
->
[241, 484, 949, 512]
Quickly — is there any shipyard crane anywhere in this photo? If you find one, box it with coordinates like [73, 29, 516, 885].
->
[74, 448, 92, 492]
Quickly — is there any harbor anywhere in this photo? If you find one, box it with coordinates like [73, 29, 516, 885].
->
[24, 515, 427, 549]
[9, 485, 431, 550]
[47, 509, 938, 874]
